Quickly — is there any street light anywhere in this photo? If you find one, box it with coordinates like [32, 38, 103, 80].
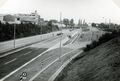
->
[13, 23, 16, 49]
[59, 12, 62, 61]
[41, 24, 42, 40]
[109, 19, 111, 29]
[39, 17, 42, 40]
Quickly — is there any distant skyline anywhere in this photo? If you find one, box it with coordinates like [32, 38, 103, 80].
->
[0, 0, 120, 24]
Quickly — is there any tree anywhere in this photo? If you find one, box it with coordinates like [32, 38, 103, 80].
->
[0, 22, 59, 42]
[91, 23, 97, 27]
[63, 18, 69, 27]
[70, 19, 75, 27]
[78, 19, 80, 26]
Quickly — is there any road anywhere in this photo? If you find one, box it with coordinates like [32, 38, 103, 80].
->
[0, 35, 66, 79]
[0, 28, 104, 81]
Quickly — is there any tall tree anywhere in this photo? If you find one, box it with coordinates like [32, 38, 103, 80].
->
[63, 18, 69, 27]
[78, 19, 82, 26]
[70, 19, 75, 27]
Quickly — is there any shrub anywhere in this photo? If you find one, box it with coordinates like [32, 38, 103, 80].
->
[84, 30, 120, 52]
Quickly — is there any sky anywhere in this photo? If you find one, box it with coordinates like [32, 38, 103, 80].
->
[0, 0, 120, 24]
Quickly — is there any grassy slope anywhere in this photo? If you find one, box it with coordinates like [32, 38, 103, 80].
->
[55, 37, 120, 81]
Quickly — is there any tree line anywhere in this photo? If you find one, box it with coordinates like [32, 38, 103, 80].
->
[0, 21, 59, 42]
[63, 18, 75, 27]
[92, 23, 120, 32]
[84, 30, 120, 52]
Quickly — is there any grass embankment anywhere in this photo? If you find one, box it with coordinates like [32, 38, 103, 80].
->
[55, 37, 120, 81]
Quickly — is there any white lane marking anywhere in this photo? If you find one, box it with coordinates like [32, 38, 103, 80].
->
[30, 36, 61, 48]
[24, 51, 32, 56]
[17, 51, 32, 57]
[4, 58, 17, 65]
[0, 36, 59, 58]
[0, 49, 50, 81]
[0, 36, 66, 81]
[70, 34, 79, 44]
[48, 51, 83, 81]
[42, 56, 53, 62]
[0, 47, 28, 58]
[29, 49, 78, 81]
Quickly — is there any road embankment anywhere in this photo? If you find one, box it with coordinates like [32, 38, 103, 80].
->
[55, 37, 120, 81]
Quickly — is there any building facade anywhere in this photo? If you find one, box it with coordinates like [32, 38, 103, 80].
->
[0, 11, 43, 25]
[15, 11, 40, 25]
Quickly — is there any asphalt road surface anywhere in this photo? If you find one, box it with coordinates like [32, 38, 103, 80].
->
[0, 35, 67, 80]
[0, 28, 103, 81]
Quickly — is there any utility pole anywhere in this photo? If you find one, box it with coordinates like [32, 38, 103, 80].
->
[109, 19, 111, 29]
[40, 18, 42, 40]
[59, 12, 62, 61]
[13, 23, 16, 49]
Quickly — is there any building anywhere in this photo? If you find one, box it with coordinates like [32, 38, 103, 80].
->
[0, 14, 21, 24]
[15, 11, 40, 25]
[0, 11, 45, 25]
[0, 14, 4, 22]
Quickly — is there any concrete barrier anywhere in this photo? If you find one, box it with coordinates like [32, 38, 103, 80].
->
[0, 31, 61, 53]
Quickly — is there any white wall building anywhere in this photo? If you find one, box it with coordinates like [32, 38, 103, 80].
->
[0, 11, 42, 25]
[15, 11, 40, 25]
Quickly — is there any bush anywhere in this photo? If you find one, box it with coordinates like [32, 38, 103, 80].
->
[84, 30, 120, 52]
[0, 22, 59, 42]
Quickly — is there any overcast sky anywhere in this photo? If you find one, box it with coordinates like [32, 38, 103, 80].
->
[0, 0, 120, 24]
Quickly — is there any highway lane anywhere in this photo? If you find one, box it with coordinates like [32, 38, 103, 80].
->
[0, 48, 47, 78]
[0, 31, 80, 81]
[0, 35, 62, 59]
[0, 29, 100, 81]
[0, 35, 61, 57]
[3, 48, 73, 81]
[0, 35, 67, 79]
[64, 29, 104, 49]
[2, 32, 82, 81]
[33, 49, 82, 81]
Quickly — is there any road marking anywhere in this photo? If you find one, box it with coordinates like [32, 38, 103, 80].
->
[4, 58, 17, 65]
[29, 49, 78, 81]
[30, 36, 61, 48]
[0, 36, 59, 58]
[0, 49, 50, 81]
[17, 51, 32, 57]
[0, 36, 67, 81]
[24, 51, 32, 56]
[42, 56, 53, 62]
[70, 33, 79, 44]
[48, 51, 83, 81]
[0, 47, 29, 58]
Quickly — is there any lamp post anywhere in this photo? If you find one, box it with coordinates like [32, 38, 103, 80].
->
[109, 19, 111, 29]
[13, 23, 16, 49]
[40, 18, 42, 40]
[59, 12, 62, 61]
[41, 24, 42, 40]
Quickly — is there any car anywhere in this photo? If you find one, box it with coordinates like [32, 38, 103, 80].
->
[57, 33, 63, 36]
